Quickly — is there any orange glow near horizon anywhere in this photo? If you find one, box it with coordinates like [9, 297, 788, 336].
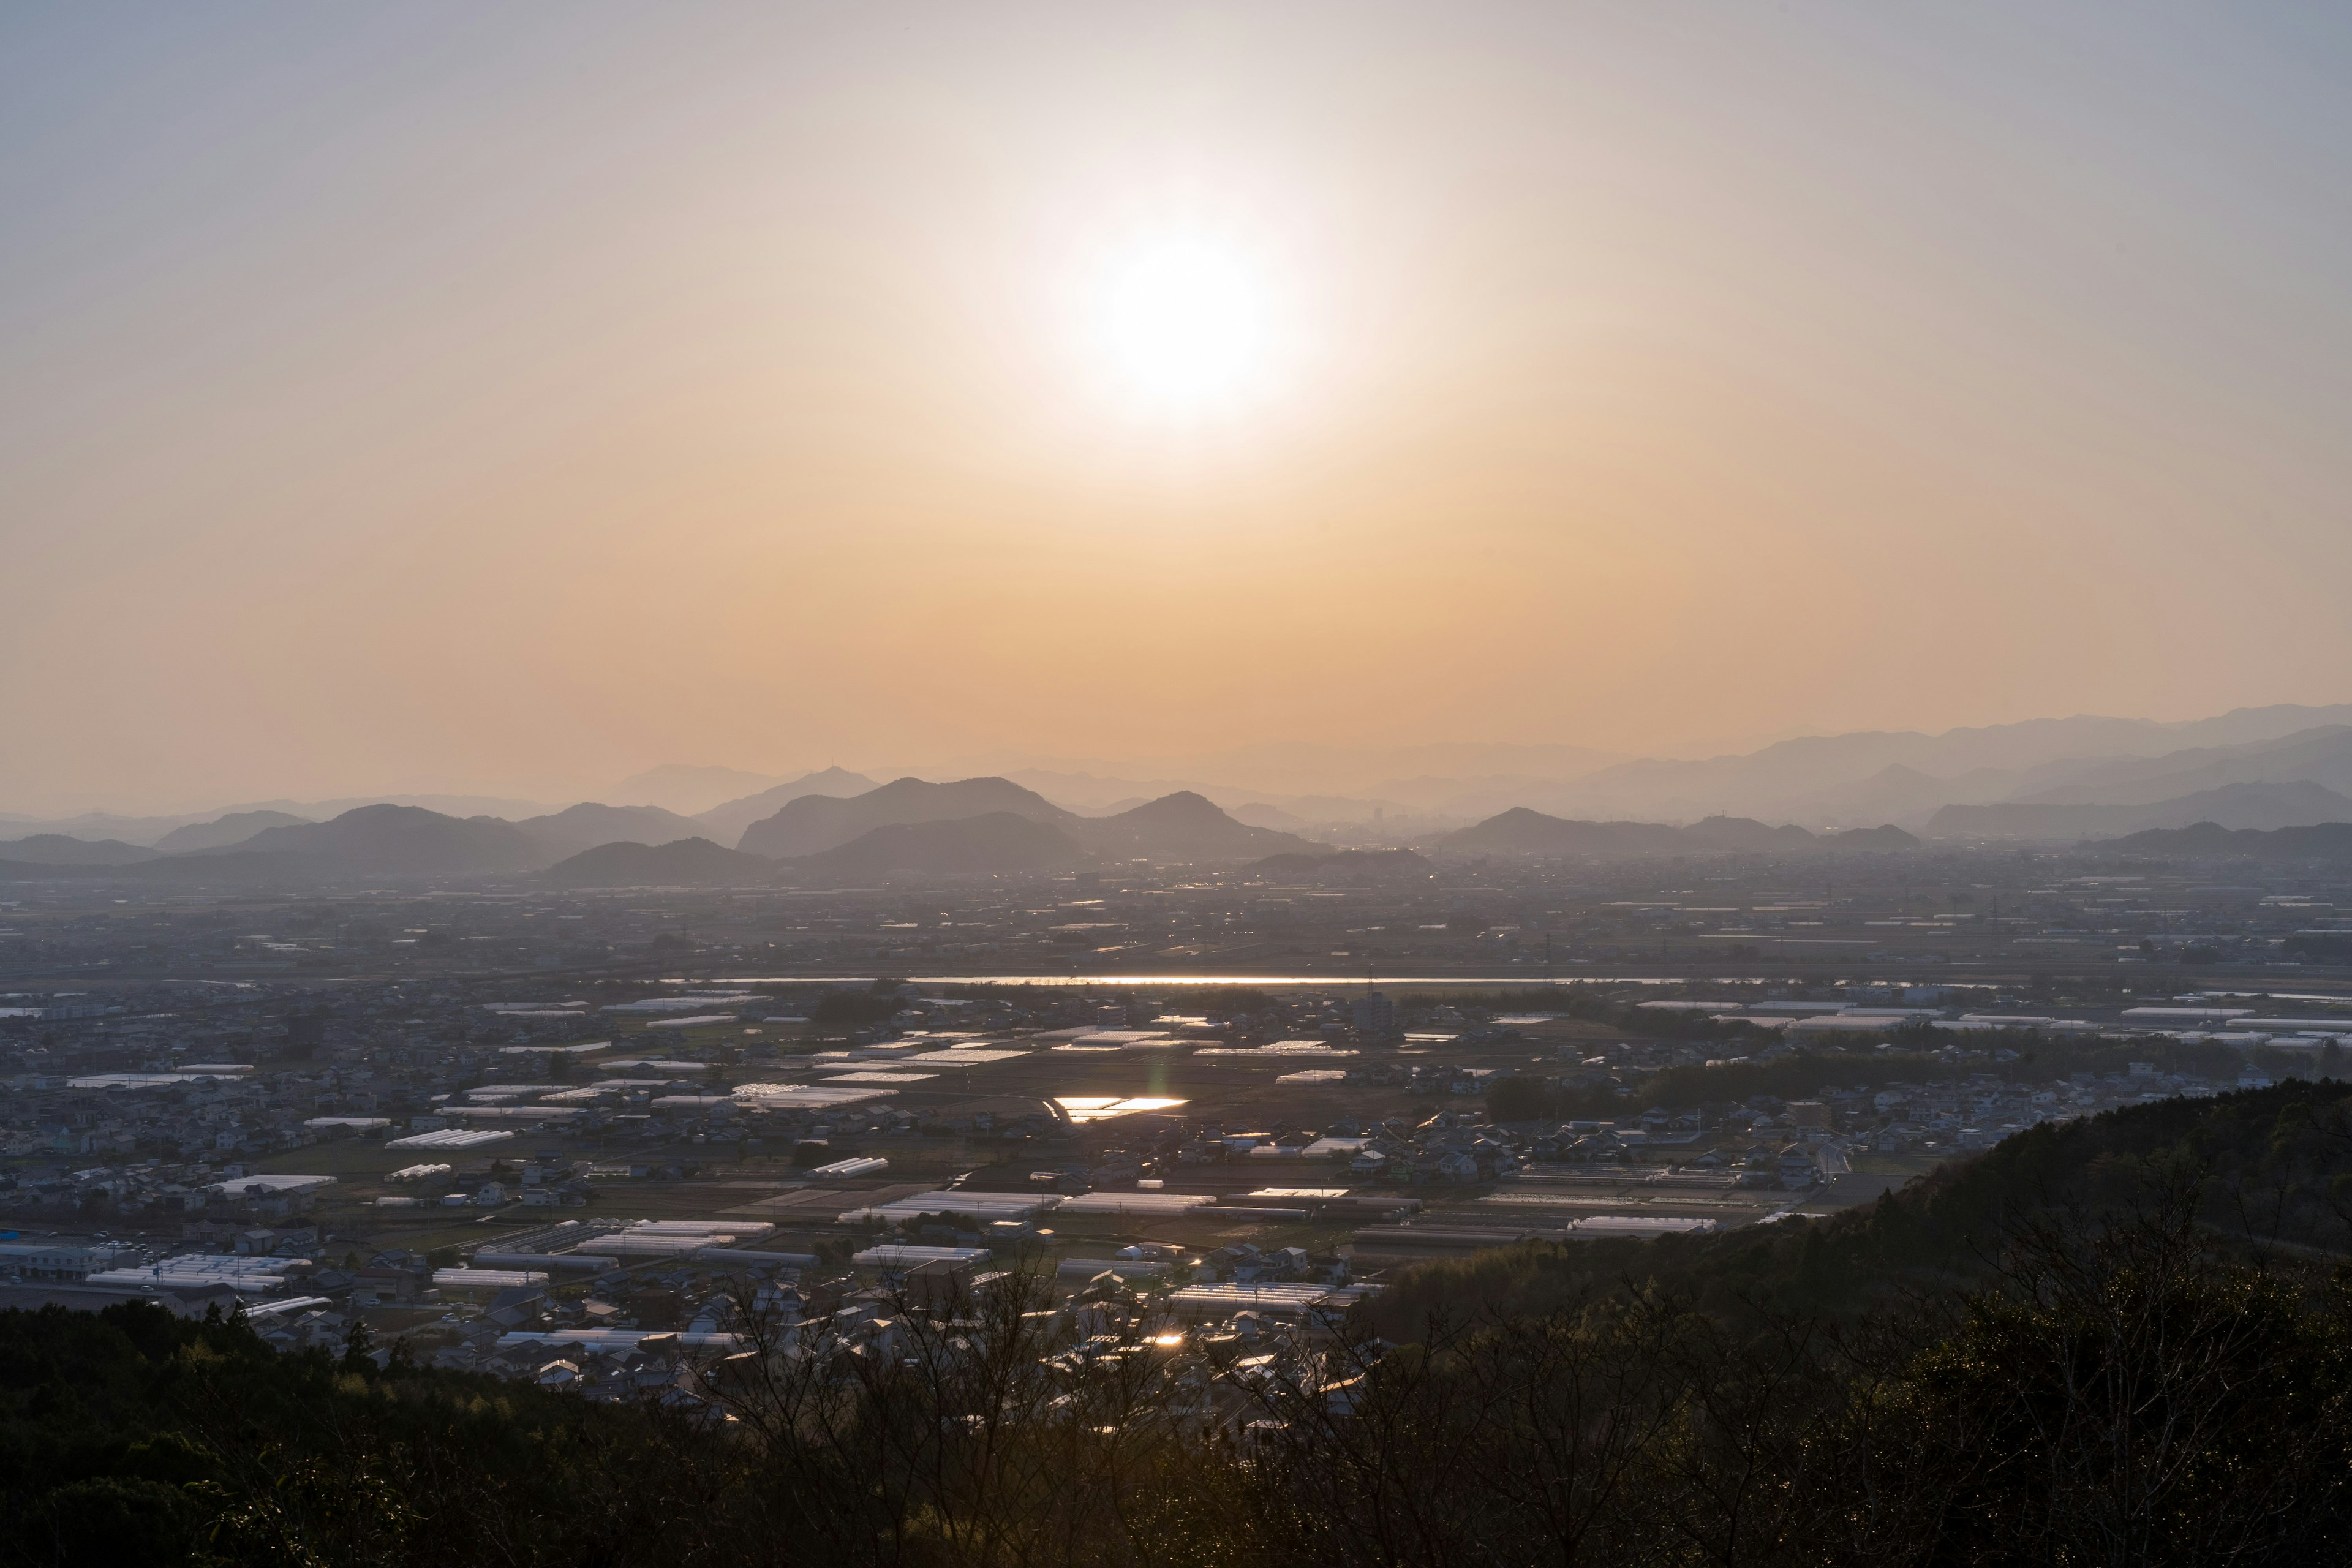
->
[2, 4, 2350, 814]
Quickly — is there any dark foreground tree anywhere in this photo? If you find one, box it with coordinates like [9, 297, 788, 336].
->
[10, 1143, 2352, 1566]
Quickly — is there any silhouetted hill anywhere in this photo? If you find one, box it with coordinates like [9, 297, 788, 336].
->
[793, 812, 1093, 877]
[1683, 815, 1820, 851]
[695, 767, 880, 843]
[611, 761, 790, 815]
[2006, 723, 2352, 807]
[1822, 823, 1921, 850]
[1068, 791, 1318, 861]
[1439, 809, 1914, 857]
[149, 809, 313, 852]
[7, 1085, 2352, 1566]
[540, 837, 774, 887]
[514, 802, 704, 860]
[739, 776, 1073, 857]
[1528, 706, 2352, 824]
[1440, 809, 1692, 856]
[1249, 847, 1431, 881]
[1927, 778, 2352, 840]
[2097, 820, 2352, 861]
[0, 834, 160, 865]
[1228, 801, 1315, 831]
[1378, 1080, 2352, 1332]
[205, 804, 548, 875]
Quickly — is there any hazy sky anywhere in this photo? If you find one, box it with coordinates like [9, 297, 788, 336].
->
[6, 3, 2351, 813]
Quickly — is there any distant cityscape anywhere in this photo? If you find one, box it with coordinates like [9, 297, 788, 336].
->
[4, 723, 2347, 1404]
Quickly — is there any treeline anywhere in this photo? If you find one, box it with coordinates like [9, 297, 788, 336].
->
[1394, 1080, 2352, 1327]
[13, 1085, 2352, 1566]
[1264, 1200, 2351, 1567]
[2289, 931, 2352, 962]
[0, 1310, 732, 1567]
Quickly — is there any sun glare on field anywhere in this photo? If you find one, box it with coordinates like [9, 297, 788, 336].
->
[1089, 231, 1282, 415]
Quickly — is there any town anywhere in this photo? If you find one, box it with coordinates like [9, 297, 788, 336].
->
[6, 834, 2348, 1421]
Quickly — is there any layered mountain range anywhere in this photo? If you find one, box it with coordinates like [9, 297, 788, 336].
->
[891, 706, 2352, 833]
[1437, 810, 1920, 858]
[0, 780, 1327, 886]
[1033, 711, 2352, 840]
[7, 702, 2352, 867]
[2099, 821, 2352, 861]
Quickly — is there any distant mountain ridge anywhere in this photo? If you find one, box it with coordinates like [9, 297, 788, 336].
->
[2002, 726, 2352, 807]
[973, 741, 1626, 801]
[739, 779, 1319, 869]
[10, 700, 2352, 846]
[513, 802, 704, 860]
[0, 791, 1342, 885]
[1928, 778, 2352, 840]
[1439, 809, 1918, 857]
[2097, 821, 2352, 861]
[610, 763, 789, 816]
[151, 810, 313, 853]
[0, 834, 161, 866]
[693, 768, 881, 844]
[1456, 707, 2352, 828]
[1066, 791, 1318, 861]
[793, 812, 1093, 878]
[738, 776, 1072, 858]
[1441, 810, 1703, 857]
[540, 837, 772, 887]
[206, 804, 546, 875]
[970, 706, 2352, 831]
[0, 794, 557, 847]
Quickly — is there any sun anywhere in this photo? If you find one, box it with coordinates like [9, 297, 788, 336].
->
[1089, 232, 1280, 415]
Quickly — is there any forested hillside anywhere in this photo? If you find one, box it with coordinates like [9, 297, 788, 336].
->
[1383, 1079, 2352, 1327]
[11, 1084, 2352, 1566]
